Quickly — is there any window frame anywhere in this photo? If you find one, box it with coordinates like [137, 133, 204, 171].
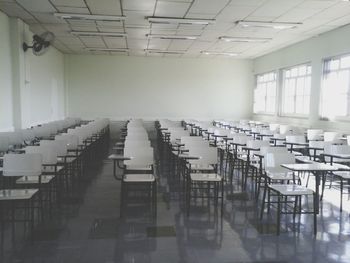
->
[253, 71, 278, 115]
[280, 62, 312, 118]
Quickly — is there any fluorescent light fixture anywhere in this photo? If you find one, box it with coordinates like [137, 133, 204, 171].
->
[54, 13, 125, 21]
[85, 48, 129, 52]
[146, 34, 197, 40]
[219, 36, 272, 43]
[237, 20, 302, 30]
[201, 51, 238, 57]
[145, 49, 185, 55]
[147, 17, 215, 25]
[71, 31, 127, 37]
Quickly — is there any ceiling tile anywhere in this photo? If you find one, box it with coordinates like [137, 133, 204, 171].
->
[80, 36, 106, 47]
[127, 39, 148, 49]
[148, 38, 171, 49]
[57, 36, 83, 46]
[104, 37, 127, 48]
[122, 0, 156, 11]
[51, 0, 86, 8]
[16, 0, 56, 12]
[155, 1, 191, 17]
[85, 0, 122, 16]
[168, 39, 194, 51]
[189, 0, 230, 14]
[124, 10, 151, 26]
[186, 13, 216, 19]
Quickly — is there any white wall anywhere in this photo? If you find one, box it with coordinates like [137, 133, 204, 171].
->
[25, 39, 65, 127]
[66, 55, 253, 121]
[253, 24, 350, 132]
[0, 10, 65, 130]
[0, 11, 13, 131]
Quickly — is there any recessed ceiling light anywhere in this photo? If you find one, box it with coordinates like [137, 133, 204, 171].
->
[201, 51, 238, 57]
[237, 20, 302, 30]
[219, 36, 272, 43]
[146, 34, 198, 40]
[71, 31, 127, 37]
[54, 13, 126, 21]
[85, 48, 129, 52]
[147, 17, 215, 25]
[145, 49, 185, 55]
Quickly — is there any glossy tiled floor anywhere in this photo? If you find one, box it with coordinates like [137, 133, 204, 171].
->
[1, 129, 350, 263]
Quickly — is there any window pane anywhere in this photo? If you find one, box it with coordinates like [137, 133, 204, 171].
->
[291, 68, 298, 77]
[284, 96, 294, 113]
[299, 65, 307, 76]
[330, 59, 340, 70]
[303, 97, 310, 114]
[295, 96, 304, 114]
[296, 78, 305, 95]
[340, 55, 350, 69]
[286, 70, 290, 78]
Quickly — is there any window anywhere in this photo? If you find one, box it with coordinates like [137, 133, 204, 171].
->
[253, 71, 277, 114]
[281, 64, 311, 116]
[321, 54, 350, 119]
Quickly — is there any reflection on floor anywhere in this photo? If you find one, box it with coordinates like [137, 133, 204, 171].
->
[1, 128, 350, 263]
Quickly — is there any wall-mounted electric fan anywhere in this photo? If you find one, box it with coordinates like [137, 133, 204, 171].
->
[23, 31, 55, 56]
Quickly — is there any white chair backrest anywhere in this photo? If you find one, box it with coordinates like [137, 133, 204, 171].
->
[21, 129, 36, 143]
[265, 152, 295, 169]
[325, 144, 350, 163]
[124, 147, 154, 166]
[3, 153, 42, 176]
[286, 135, 306, 143]
[124, 146, 153, 157]
[324, 131, 342, 143]
[26, 145, 58, 165]
[260, 146, 288, 156]
[307, 129, 323, 141]
[0, 134, 10, 152]
[232, 135, 251, 145]
[269, 124, 280, 132]
[189, 147, 217, 165]
[246, 140, 270, 150]
[40, 140, 67, 156]
[124, 140, 151, 148]
[55, 134, 79, 150]
[279, 125, 293, 135]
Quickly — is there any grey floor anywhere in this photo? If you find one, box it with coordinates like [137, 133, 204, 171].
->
[2, 129, 350, 263]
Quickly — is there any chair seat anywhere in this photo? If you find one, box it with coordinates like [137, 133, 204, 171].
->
[269, 184, 314, 196]
[265, 167, 295, 180]
[124, 174, 155, 182]
[0, 189, 39, 201]
[190, 173, 222, 182]
[333, 171, 350, 179]
[16, 175, 55, 184]
[186, 163, 214, 171]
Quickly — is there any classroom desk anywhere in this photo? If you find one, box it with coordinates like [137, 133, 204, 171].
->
[108, 154, 131, 179]
[280, 163, 339, 213]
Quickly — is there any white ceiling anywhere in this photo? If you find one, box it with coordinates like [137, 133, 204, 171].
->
[1, 0, 350, 58]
